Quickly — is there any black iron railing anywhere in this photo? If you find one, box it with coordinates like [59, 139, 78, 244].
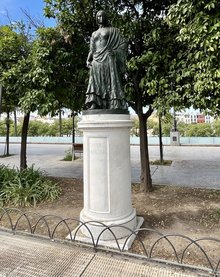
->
[0, 207, 219, 276]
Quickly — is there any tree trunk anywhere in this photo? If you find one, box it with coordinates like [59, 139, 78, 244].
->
[72, 112, 75, 144]
[5, 110, 10, 156]
[131, 74, 153, 192]
[158, 114, 164, 165]
[138, 112, 153, 192]
[20, 112, 30, 170]
[14, 108, 18, 136]
[72, 111, 76, 161]
[59, 109, 62, 136]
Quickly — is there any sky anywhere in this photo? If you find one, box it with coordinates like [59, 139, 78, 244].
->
[0, 0, 56, 27]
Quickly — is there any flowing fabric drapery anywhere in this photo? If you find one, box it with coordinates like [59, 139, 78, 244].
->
[86, 27, 127, 109]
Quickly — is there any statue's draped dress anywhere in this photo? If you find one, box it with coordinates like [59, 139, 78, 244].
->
[85, 27, 127, 109]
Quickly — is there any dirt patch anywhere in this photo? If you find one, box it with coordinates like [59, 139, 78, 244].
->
[1, 177, 220, 270]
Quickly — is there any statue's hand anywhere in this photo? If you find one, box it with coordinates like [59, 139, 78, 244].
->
[86, 61, 92, 68]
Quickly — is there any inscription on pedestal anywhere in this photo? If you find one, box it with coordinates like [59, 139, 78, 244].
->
[88, 137, 110, 213]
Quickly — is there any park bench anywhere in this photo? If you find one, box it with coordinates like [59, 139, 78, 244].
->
[73, 143, 83, 158]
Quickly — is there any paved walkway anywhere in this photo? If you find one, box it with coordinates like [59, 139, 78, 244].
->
[0, 231, 199, 277]
[1, 145, 220, 189]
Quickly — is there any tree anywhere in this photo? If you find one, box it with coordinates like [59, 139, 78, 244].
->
[185, 123, 213, 137]
[44, 0, 180, 192]
[1, 22, 87, 169]
[213, 119, 220, 136]
[120, 3, 180, 191]
[2, 45, 34, 168]
[167, 0, 220, 114]
[177, 121, 187, 136]
[151, 114, 173, 136]
[0, 24, 30, 157]
[28, 26, 86, 147]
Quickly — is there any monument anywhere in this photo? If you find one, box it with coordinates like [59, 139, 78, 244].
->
[70, 10, 143, 249]
[170, 110, 180, 146]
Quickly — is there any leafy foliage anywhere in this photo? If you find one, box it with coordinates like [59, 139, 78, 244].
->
[185, 123, 213, 137]
[0, 165, 16, 190]
[1, 29, 80, 116]
[213, 120, 220, 136]
[0, 165, 61, 207]
[131, 115, 219, 137]
[43, 0, 179, 113]
[0, 117, 79, 137]
[167, 0, 220, 114]
[63, 148, 73, 161]
[1, 20, 87, 168]
[21, 27, 86, 115]
[0, 25, 30, 112]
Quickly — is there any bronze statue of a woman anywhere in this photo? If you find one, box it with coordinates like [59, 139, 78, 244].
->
[85, 10, 127, 110]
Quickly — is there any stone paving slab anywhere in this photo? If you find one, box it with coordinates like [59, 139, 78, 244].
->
[153, 160, 220, 189]
[0, 231, 201, 277]
[82, 254, 199, 277]
[0, 232, 94, 277]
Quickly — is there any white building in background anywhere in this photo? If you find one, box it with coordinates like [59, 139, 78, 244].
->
[175, 109, 214, 124]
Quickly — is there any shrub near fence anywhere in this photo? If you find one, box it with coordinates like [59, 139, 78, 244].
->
[0, 166, 61, 207]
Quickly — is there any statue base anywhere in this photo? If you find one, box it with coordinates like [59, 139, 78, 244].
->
[67, 112, 143, 250]
[82, 109, 129, 115]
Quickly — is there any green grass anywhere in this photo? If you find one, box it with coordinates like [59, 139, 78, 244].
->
[62, 148, 80, 161]
[150, 160, 172, 166]
[63, 153, 73, 161]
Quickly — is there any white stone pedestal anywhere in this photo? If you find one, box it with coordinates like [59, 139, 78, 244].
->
[69, 111, 143, 250]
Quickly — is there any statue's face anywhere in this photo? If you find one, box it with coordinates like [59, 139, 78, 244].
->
[96, 11, 107, 25]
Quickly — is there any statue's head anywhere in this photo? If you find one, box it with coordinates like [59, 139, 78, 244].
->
[96, 10, 110, 26]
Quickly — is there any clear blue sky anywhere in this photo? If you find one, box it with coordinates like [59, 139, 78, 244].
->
[0, 0, 55, 27]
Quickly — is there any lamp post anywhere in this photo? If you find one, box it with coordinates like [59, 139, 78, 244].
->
[170, 81, 180, 146]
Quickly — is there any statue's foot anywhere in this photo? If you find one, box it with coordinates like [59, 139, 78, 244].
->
[89, 103, 96, 109]
[89, 102, 101, 109]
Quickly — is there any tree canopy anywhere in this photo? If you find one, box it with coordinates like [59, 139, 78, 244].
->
[43, 0, 180, 191]
[0, 21, 86, 168]
[167, 0, 220, 114]
[0, 24, 30, 112]
[1, 0, 219, 187]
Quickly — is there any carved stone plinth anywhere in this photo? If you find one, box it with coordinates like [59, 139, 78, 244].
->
[68, 112, 143, 249]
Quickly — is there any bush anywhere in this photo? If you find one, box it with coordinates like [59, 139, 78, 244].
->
[63, 148, 73, 161]
[0, 165, 61, 207]
[185, 123, 213, 137]
[0, 165, 17, 189]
